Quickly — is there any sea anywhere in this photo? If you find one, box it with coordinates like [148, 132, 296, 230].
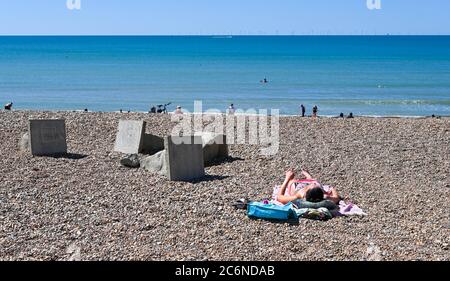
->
[0, 36, 449, 116]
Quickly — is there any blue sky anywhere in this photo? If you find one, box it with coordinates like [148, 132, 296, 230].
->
[0, 0, 449, 35]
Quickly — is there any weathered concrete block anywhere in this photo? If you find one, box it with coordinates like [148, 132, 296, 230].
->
[140, 150, 167, 176]
[29, 119, 67, 156]
[114, 120, 146, 154]
[19, 132, 30, 152]
[164, 136, 205, 181]
[142, 134, 165, 155]
[195, 132, 228, 165]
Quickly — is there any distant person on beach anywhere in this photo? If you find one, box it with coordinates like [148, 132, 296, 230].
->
[4, 102, 13, 110]
[347, 113, 354, 119]
[174, 106, 183, 115]
[120, 109, 123, 113]
[272, 169, 341, 205]
[228, 104, 236, 115]
[84, 108, 88, 112]
[312, 105, 318, 118]
[150, 106, 156, 114]
[301, 104, 306, 117]
[339, 113, 344, 118]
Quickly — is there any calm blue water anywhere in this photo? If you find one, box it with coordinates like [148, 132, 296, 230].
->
[0, 36, 449, 116]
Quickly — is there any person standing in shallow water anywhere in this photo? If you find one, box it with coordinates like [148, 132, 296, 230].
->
[312, 105, 318, 118]
[300, 104, 306, 117]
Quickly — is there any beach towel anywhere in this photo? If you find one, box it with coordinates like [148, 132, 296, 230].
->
[243, 192, 366, 223]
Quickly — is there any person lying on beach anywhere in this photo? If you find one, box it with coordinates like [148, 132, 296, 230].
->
[272, 169, 341, 205]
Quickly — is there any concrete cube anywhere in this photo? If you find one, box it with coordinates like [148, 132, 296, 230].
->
[164, 136, 205, 181]
[29, 119, 67, 156]
[114, 120, 146, 154]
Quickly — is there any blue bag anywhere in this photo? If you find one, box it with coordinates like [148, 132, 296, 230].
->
[247, 202, 298, 221]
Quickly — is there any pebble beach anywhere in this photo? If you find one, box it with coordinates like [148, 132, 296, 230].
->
[0, 111, 449, 261]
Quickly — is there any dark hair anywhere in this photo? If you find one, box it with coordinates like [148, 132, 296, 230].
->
[305, 187, 324, 203]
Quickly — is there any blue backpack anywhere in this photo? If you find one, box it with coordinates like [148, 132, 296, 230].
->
[247, 202, 298, 221]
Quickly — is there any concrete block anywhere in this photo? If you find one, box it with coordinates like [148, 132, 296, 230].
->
[140, 150, 167, 176]
[164, 136, 205, 181]
[195, 132, 229, 165]
[19, 132, 30, 152]
[29, 119, 67, 156]
[114, 120, 146, 154]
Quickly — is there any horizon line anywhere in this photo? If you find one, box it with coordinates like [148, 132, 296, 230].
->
[1, 34, 450, 37]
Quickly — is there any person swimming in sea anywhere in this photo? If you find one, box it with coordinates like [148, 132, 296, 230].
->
[260, 78, 269, 84]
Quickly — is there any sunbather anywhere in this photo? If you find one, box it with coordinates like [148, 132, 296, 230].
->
[272, 169, 341, 205]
